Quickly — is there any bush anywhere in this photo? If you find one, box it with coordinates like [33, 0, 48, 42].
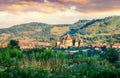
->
[104, 48, 119, 63]
[0, 47, 120, 78]
[40, 50, 55, 59]
[56, 51, 68, 58]
[8, 40, 20, 49]
[9, 48, 22, 59]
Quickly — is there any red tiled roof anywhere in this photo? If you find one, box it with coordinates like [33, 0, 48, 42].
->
[65, 34, 72, 40]
[113, 43, 120, 46]
[19, 39, 51, 49]
[90, 43, 108, 47]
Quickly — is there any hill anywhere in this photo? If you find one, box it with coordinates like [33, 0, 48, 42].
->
[0, 16, 120, 44]
[71, 16, 120, 43]
[0, 22, 72, 42]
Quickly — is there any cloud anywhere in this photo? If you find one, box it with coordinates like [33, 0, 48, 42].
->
[0, 0, 63, 13]
[58, 0, 89, 5]
[0, 0, 120, 13]
[1, 0, 120, 28]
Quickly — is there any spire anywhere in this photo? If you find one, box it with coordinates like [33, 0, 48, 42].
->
[56, 37, 60, 42]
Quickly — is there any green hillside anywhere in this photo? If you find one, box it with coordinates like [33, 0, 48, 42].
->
[0, 22, 52, 41]
[72, 16, 120, 43]
[0, 16, 120, 44]
[0, 23, 72, 42]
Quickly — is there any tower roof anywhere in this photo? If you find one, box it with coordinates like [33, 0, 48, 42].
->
[75, 38, 79, 42]
[56, 37, 60, 42]
[65, 34, 72, 40]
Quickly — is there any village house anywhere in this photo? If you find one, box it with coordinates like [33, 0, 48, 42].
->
[89, 43, 110, 51]
[0, 42, 8, 48]
[90, 43, 109, 48]
[19, 40, 36, 50]
[19, 39, 51, 50]
[35, 42, 51, 48]
[112, 43, 120, 49]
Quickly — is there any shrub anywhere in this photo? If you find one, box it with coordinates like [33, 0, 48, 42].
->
[104, 48, 119, 63]
[40, 50, 55, 59]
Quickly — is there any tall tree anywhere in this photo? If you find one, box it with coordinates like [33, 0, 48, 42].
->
[8, 40, 20, 49]
[104, 48, 119, 63]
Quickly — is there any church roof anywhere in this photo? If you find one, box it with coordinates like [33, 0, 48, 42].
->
[65, 34, 72, 40]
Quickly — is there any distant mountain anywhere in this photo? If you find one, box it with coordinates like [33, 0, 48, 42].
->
[0, 16, 120, 44]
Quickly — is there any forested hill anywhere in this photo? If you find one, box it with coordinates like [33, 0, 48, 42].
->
[0, 16, 120, 43]
[69, 16, 120, 43]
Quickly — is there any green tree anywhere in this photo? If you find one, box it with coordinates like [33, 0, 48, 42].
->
[104, 48, 119, 63]
[10, 48, 22, 59]
[40, 50, 55, 59]
[8, 40, 20, 49]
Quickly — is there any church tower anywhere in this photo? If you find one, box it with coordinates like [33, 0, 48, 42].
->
[64, 34, 73, 47]
[80, 38, 84, 46]
[75, 37, 79, 47]
[56, 37, 61, 47]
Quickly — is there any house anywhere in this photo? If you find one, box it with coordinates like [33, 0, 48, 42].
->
[19, 40, 36, 50]
[0, 42, 8, 48]
[90, 43, 109, 48]
[59, 43, 65, 48]
[19, 39, 51, 50]
[35, 42, 51, 47]
[112, 43, 120, 48]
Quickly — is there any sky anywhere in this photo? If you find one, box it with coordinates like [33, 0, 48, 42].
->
[0, 0, 120, 28]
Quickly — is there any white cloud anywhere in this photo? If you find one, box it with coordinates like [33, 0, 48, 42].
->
[0, 10, 120, 28]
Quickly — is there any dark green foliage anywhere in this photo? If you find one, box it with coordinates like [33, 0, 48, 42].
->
[8, 40, 20, 49]
[35, 50, 68, 60]
[115, 61, 120, 68]
[104, 48, 119, 63]
[55, 51, 68, 58]
[0, 46, 120, 78]
[10, 48, 22, 58]
[0, 63, 120, 78]
[0, 47, 22, 66]
[1, 67, 49, 78]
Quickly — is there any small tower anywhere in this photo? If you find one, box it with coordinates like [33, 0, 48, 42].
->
[75, 37, 79, 47]
[56, 37, 61, 47]
[80, 38, 84, 47]
[64, 34, 73, 47]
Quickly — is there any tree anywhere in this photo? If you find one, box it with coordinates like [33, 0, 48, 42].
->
[8, 40, 20, 49]
[104, 48, 119, 63]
